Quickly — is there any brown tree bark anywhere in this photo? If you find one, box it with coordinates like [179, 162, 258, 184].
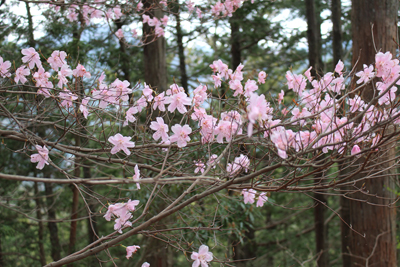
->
[45, 183, 62, 261]
[340, 1, 398, 266]
[305, 1, 329, 266]
[175, 10, 188, 93]
[305, 0, 323, 77]
[230, 12, 242, 70]
[34, 182, 46, 266]
[115, 19, 132, 84]
[143, 0, 167, 92]
[331, 0, 342, 66]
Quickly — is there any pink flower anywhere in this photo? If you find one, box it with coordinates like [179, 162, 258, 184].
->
[31, 145, 50, 170]
[256, 193, 268, 207]
[334, 60, 344, 75]
[244, 79, 258, 97]
[153, 92, 166, 111]
[304, 67, 312, 82]
[57, 64, 73, 88]
[165, 91, 192, 114]
[143, 83, 154, 101]
[133, 165, 141, 189]
[141, 263, 150, 267]
[170, 124, 192, 148]
[227, 154, 250, 176]
[258, 71, 266, 84]
[14, 66, 30, 84]
[126, 245, 140, 259]
[150, 117, 169, 142]
[278, 90, 284, 104]
[355, 64, 374, 84]
[108, 133, 135, 155]
[351, 145, 361, 156]
[21, 47, 41, 69]
[73, 63, 91, 78]
[191, 245, 213, 267]
[229, 79, 243, 96]
[124, 106, 138, 126]
[115, 29, 124, 39]
[79, 97, 90, 119]
[161, 15, 169, 26]
[47, 50, 67, 70]
[0, 56, 11, 78]
[242, 189, 256, 204]
[111, 79, 132, 102]
[194, 160, 206, 174]
[59, 88, 78, 108]
[136, 2, 143, 11]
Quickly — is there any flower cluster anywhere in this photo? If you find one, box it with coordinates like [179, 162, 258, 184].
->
[104, 199, 140, 233]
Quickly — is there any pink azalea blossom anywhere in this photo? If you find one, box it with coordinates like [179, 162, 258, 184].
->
[47, 50, 67, 70]
[256, 193, 268, 207]
[355, 64, 374, 84]
[191, 245, 213, 267]
[304, 67, 312, 82]
[126, 245, 140, 259]
[33, 66, 51, 87]
[137, 2, 143, 11]
[334, 60, 344, 75]
[227, 154, 250, 176]
[244, 79, 258, 97]
[242, 189, 256, 204]
[207, 154, 218, 169]
[14, 66, 30, 84]
[57, 64, 73, 88]
[258, 71, 267, 84]
[161, 15, 169, 26]
[0, 56, 11, 78]
[73, 63, 91, 78]
[170, 124, 192, 148]
[30, 145, 50, 170]
[108, 133, 135, 155]
[153, 92, 166, 111]
[79, 97, 90, 118]
[277, 90, 284, 104]
[111, 79, 132, 102]
[21, 47, 41, 69]
[133, 164, 141, 189]
[115, 29, 124, 39]
[143, 83, 154, 101]
[229, 79, 243, 96]
[124, 106, 138, 126]
[165, 91, 192, 114]
[150, 117, 169, 142]
[59, 88, 78, 108]
[141, 263, 150, 267]
[351, 145, 361, 156]
[194, 160, 206, 174]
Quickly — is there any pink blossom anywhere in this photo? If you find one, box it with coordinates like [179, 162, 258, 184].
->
[133, 165, 141, 190]
[196, 7, 202, 18]
[73, 63, 91, 78]
[137, 2, 143, 11]
[67, 11, 79, 22]
[30, 145, 50, 170]
[247, 93, 272, 136]
[199, 115, 216, 143]
[186, 0, 195, 13]
[111, 79, 132, 102]
[351, 145, 361, 156]
[57, 64, 73, 88]
[115, 29, 124, 39]
[256, 193, 268, 207]
[126, 245, 140, 259]
[191, 107, 207, 121]
[244, 79, 258, 97]
[258, 71, 267, 84]
[166, 83, 185, 95]
[150, 117, 169, 142]
[141, 263, 150, 267]
[194, 160, 206, 174]
[132, 29, 138, 38]
[161, 15, 169, 26]
[170, 124, 192, 148]
[59, 88, 78, 108]
[375, 51, 392, 77]
[193, 84, 207, 106]
[191, 245, 213, 267]
[124, 106, 138, 126]
[229, 79, 243, 96]
[108, 133, 135, 155]
[0, 56, 11, 78]
[33, 66, 51, 87]
[227, 154, 250, 176]
[304, 67, 312, 82]
[153, 92, 166, 111]
[165, 91, 192, 114]
[113, 6, 122, 19]
[286, 72, 306, 96]
[143, 83, 154, 101]
[14, 66, 30, 84]
[277, 90, 284, 104]
[207, 154, 218, 168]
[242, 189, 256, 204]
[355, 64, 374, 84]
[21, 47, 41, 69]
[47, 50, 67, 70]
[334, 60, 344, 75]
[79, 97, 90, 119]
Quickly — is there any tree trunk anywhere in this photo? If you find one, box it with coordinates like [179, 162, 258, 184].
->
[143, 0, 167, 92]
[341, 1, 398, 266]
[45, 183, 62, 261]
[230, 12, 241, 70]
[115, 19, 132, 84]
[305, 0, 323, 77]
[331, 0, 342, 66]
[34, 182, 46, 266]
[175, 11, 188, 93]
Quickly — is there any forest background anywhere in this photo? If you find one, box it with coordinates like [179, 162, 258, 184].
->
[0, 0, 399, 266]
